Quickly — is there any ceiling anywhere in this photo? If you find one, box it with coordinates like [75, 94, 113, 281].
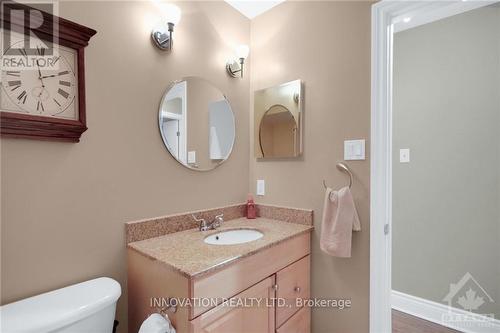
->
[225, 0, 285, 19]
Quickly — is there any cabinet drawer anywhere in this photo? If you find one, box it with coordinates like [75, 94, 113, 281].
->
[190, 276, 275, 333]
[276, 306, 310, 333]
[275, 255, 310, 328]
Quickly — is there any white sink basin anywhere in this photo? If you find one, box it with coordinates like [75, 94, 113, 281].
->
[204, 229, 264, 245]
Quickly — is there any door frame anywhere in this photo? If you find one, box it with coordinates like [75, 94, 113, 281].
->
[159, 80, 187, 164]
[369, 1, 498, 332]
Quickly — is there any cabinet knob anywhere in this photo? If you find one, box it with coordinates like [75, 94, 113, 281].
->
[294, 286, 301, 293]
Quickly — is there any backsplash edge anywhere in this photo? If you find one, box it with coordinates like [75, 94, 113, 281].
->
[125, 203, 313, 243]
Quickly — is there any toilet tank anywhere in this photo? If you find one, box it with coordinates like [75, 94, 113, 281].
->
[0, 277, 121, 333]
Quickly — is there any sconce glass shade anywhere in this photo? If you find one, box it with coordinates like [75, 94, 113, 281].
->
[162, 3, 181, 25]
[152, 1, 181, 25]
[236, 44, 250, 59]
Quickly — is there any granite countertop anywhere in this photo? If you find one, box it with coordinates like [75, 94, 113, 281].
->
[128, 217, 313, 279]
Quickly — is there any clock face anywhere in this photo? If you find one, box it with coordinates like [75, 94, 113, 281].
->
[0, 31, 79, 120]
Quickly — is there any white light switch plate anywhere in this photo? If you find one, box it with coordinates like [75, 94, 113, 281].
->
[400, 149, 410, 163]
[256, 179, 265, 196]
[344, 140, 365, 160]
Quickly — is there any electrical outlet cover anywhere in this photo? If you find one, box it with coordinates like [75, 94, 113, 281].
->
[256, 179, 265, 196]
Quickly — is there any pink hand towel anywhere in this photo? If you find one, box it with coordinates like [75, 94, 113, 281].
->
[320, 186, 361, 258]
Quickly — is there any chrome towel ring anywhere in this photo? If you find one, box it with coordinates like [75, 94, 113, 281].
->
[323, 162, 353, 189]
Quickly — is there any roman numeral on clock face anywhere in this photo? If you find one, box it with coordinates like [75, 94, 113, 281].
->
[36, 46, 45, 56]
[6, 71, 20, 77]
[37, 101, 45, 112]
[17, 90, 27, 104]
[58, 88, 69, 99]
[8, 80, 21, 91]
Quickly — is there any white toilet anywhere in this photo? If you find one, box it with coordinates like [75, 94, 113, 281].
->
[0, 277, 121, 333]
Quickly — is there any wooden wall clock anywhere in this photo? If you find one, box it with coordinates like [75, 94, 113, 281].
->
[0, 1, 96, 142]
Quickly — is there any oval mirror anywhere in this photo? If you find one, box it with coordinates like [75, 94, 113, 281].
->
[259, 104, 298, 158]
[159, 77, 235, 171]
[254, 79, 303, 159]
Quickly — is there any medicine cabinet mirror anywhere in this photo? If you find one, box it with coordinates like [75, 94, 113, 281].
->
[159, 77, 235, 171]
[254, 80, 303, 159]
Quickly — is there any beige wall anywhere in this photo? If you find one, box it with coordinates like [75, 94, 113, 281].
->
[393, 4, 500, 317]
[0, 1, 249, 332]
[250, 2, 372, 332]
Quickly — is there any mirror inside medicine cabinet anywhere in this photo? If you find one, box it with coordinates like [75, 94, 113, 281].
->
[254, 80, 303, 159]
[159, 77, 235, 171]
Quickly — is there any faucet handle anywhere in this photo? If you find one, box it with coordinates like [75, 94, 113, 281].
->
[192, 214, 205, 222]
[192, 214, 208, 231]
[213, 213, 224, 227]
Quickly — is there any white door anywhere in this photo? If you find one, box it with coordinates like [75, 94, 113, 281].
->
[163, 119, 180, 159]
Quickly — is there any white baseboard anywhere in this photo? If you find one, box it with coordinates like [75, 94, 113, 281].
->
[392, 290, 500, 333]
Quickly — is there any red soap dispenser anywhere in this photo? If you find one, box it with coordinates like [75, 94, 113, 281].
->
[247, 194, 256, 219]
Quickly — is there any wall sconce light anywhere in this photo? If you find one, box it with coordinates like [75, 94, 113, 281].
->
[226, 45, 250, 78]
[151, 3, 181, 51]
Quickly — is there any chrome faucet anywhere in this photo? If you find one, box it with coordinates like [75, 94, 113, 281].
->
[212, 214, 224, 228]
[192, 214, 224, 231]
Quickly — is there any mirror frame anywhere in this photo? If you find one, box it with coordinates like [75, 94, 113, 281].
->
[254, 79, 303, 160]
[158, 77, 236, 172]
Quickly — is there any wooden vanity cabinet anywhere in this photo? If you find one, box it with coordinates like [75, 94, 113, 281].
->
[190, 255, 310, 333]
[128, 232, 311, 333]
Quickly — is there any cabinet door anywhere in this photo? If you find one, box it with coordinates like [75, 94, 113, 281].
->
[276, 306, 310, 333]
[276, 255, 310, 327]
[190, 276, 275, 333]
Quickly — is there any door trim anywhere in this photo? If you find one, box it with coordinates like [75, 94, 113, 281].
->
[369, 1, 498, 332]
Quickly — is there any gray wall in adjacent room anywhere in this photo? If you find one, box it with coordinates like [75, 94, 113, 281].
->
[392, 4, 500, 317]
